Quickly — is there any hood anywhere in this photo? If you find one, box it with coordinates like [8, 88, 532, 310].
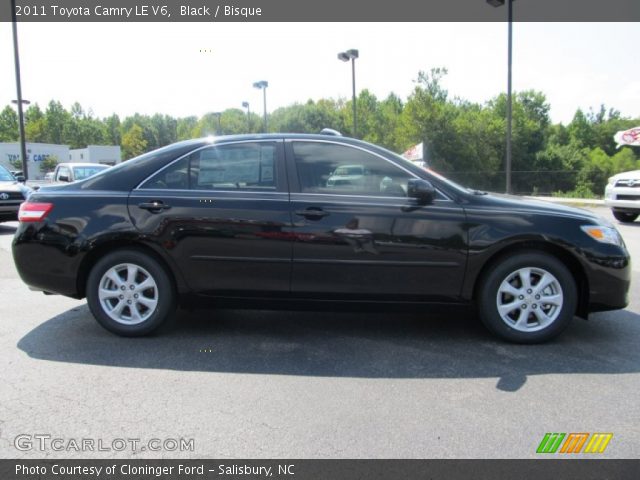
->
[0, 180, 31, 195]
[476, 192, 603, 222]
[611, 170, 640, 180]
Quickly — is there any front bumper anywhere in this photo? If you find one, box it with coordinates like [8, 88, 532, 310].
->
[582, 244, 631, 313]
[604, 185, 640, 212]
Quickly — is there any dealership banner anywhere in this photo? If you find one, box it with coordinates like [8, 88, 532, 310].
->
[614, 126, 640, 148]
[1, 0, 640, 22]
[402, 142, 424, 162]
[2, 459, 639, 480]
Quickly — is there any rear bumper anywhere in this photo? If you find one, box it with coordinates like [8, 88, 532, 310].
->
[12, 224, 83, 298]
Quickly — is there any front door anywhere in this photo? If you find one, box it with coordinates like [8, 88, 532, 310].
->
[286, 140, 467, 301]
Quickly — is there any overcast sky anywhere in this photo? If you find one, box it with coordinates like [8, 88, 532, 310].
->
[1, 22, 638, 125]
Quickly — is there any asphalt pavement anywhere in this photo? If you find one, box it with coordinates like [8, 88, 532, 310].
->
[0, 205, 638, 459]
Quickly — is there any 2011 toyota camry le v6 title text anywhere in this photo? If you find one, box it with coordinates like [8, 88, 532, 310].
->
[12, 133, 631, 343]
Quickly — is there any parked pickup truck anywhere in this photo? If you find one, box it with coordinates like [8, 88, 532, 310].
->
[50, 163, 110, 183]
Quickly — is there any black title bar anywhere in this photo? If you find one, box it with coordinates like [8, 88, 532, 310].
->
[0, 0, 639, 22]
[1, 459, 640, 480]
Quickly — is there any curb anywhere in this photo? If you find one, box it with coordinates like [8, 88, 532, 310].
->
[524, 196, 605, 208]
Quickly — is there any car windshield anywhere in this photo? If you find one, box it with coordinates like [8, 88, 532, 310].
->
[0, 166, 15, 181]
[72, 165, 109, 180]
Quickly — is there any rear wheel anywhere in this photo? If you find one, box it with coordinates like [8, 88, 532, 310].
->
[477, 252, 577, 343]
[612, 210, 638, 223]
[86, 249, 176, 336]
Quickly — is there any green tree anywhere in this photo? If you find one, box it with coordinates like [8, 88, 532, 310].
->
[270, 99, 343, 135]
[399, 68, 460, 172]
[0, 106, 19, 142]
[40, 155, 59, 173]
[567, 109, 595, 149]
[489, 90, 551, 193]
[121, 124, 147, 160]
[9, 157, 23, 171]
[177, 116, 198, 140]
[45, 100, 71, 144]
[104, 114, 122, 146]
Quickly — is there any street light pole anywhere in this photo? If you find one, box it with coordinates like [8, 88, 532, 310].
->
[213, 112, 222, 135]
[338, 49, 359, 138]
[487, 0, 513, 194]
[253, 81, 268, 132]
[242, 101, 250, 132]
[10, 0, 29, 180]
[351, 55, 357, 137]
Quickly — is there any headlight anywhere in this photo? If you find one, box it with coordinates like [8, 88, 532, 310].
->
[607, 176, 616, 186]
[580, 225, 623, 246]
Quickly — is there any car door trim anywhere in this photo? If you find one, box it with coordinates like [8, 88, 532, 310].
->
[293, 258, 460, 267]
[191, 255, 291, 264]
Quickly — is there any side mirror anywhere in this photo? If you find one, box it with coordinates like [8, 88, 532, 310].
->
[15, 175, 25, 183]
[58, 175, 70, 182]
[407, 178, 436, 205]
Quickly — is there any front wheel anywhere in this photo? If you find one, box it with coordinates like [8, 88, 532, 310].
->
[477, 252, 577, 343]
[86, 249, 176, 336]
[612, 210, 638, 223]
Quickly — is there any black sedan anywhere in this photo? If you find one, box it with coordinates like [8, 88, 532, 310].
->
[12, 133, 631, 343]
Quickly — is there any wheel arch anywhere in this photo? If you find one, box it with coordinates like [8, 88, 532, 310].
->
[471, 241, 589, 319]
[76, 240, 184, 299]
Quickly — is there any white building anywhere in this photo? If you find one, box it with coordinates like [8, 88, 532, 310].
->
[0, 142, 70, 180]
[0, 143, 122, 180]
[68, 145, 121, 165]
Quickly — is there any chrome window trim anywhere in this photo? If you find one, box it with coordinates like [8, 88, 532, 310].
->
[134, 139, 284, 192]
[290, 192, 452, 203]
[291, 199, 460, 209]
[287, 138, 453, 202]
[129, 189, 289, 202]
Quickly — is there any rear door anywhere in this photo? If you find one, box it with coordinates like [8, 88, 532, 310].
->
[128, 140, 292, 295]
[286, 140, 467, 301]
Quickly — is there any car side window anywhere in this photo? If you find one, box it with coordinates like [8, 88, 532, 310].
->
[141, 142, 278, 191]
[292, 142, 412, 197]
[191, 143, 276, 190]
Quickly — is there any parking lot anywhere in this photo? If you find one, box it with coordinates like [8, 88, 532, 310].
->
[0, 205, 638, 459]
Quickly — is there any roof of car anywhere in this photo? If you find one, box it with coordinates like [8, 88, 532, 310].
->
[188, 133, 364, 144]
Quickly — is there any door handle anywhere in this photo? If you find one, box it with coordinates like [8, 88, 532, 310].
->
[138, 201, 171, 213]
[294, 208, 330, 219]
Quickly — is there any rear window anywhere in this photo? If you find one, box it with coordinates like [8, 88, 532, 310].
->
[141, 142, 278, 191]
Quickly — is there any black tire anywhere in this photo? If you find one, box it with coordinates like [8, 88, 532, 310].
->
[612, 210, 638, 223]
[86, 248, 176, 336]
[477, 252, 577, 344]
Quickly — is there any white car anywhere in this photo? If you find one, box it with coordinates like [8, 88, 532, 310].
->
[604, 169, 640, 223]
[326, 164, 367, 188]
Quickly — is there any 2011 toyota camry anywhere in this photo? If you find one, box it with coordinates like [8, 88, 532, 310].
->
[12, 133, 631, 343]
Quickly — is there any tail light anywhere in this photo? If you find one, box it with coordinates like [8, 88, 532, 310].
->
[18, 202, 54, 222]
